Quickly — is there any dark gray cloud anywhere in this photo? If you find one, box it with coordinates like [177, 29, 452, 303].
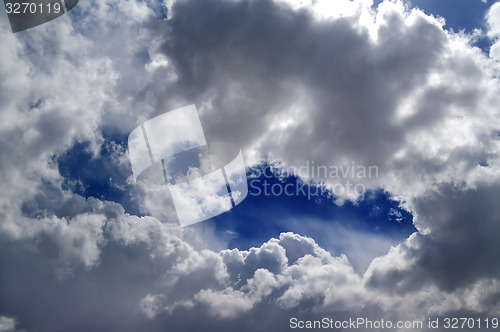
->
[366, 178, 500, 294]
[150, 0, 500, 202]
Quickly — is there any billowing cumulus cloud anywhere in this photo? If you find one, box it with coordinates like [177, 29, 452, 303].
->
[155, 0, 500, 201]
[1, 0, 500, 331]
[487, 1, 500, 60]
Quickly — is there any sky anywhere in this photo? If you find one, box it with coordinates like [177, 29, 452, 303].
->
[1, 0, 500, 331]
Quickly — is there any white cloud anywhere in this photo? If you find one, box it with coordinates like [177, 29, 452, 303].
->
[129, 232, 500, 324]
[140, 293, 167, 319]
[0, 317, 16, 332]
[487, 1, 500, 60]
[194, 288, 255, 319]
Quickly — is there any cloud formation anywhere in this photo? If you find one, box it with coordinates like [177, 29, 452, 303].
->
[1, 0, 500, 331]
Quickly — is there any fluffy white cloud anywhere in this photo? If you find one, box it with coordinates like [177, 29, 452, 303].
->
[487, 1, 500, 60]
[0, 317, 16, 332]
[133, 231, 500, 325]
